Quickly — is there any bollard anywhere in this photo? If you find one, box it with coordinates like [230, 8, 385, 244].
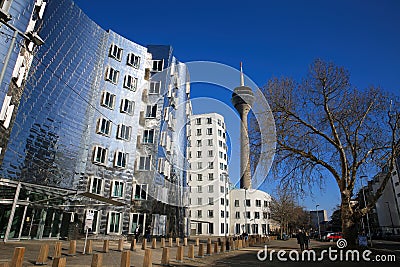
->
[130, 239, 136, 251]
[188, 244, 194, 258]
[161, 247, 170, 266]
[118, 239, 124, 252]
[168, 238, 173, 247]
[151, 238, 157, 249]
[36, 244, 49, 265]
[0, 263, 9, 267]
[53, 242, 62, 259]
[68, 240, 76, 256]
[175, 237, 180, 247]
[197, 243, 204, 258]
[206, 242, 212, 255]
[220, 241, 225, 253]
[143, 248, 152, 267]
[195, 237, 199, 246]
[176, 246, 184, 262]
[214, 242, 218, 254]
[207, 238, 211, 244]
[86, 240, 93, 254]
[142, 239, 147, 250]
[10, 247, 25, 267]
[91, 253, 102, 267]
[52, 257, 66, 267]
[120, 250, 130, 267]
[238, 239, 243, 249]
[161, 238, 165, 248]
[235, 240, 239, 250]
[103, 240, 109, 253]
[183, 237, 188, 246]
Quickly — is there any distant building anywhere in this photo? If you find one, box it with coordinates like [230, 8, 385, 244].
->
[310, 210, 328, 230]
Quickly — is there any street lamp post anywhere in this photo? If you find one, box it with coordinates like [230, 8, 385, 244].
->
[360, 175, 372, 247]
[385, 201, 395, 234]
[316, 205, 321, 240]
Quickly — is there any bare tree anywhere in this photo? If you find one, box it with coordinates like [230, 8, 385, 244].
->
[252, 59, 400, 244]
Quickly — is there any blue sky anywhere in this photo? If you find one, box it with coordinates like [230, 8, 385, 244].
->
[74, 0, 400, 217]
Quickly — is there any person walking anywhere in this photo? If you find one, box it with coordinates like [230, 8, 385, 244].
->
[304, 231, 310, 250]
[145, 225, 152, 242]
[296, 229, 306, 251]
[134, 225, 141, 241]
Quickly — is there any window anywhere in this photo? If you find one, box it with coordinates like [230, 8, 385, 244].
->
[196, 129, 202, 136]
[209, 223, 214, 234]
[208, 162, 214, 169]
[146, 105, 157, 118]
[117, 124, 131, 141]
[263, 212, 268, 219]
[220, 186, 224, 193]
[93, 146, 107, 165]
[208, 210, 214, 218]
[208, 150, 213, 157]
[254, 212, 260, 219]
[221, 211, 224, 218]
[197, 222, 202, 234]
[123, 75, 138, 91]
[208, 173, 214, 180]
[221, 223, 224, 234]
[197, 198, 202, 205]
[245, 211, 251, 219]
[206, 117, 212, 124]
[143, 129, 155, 143]
[197, 210, 202, 218]
[220, 163, 224, 170]
[235, 212, 240, 219]
[220, 174, 224, 181]
[219, 151, 223, 158]
[197, 151, 202, 158]
[195, 118, 201, 125]
[96, 117, 112, 136]
[217, 119, 221, 126]
[86, 210, 99, 233]
[197, 162, 202, 169]
[108, 211, 121, 233]
[208, 198, 214, 205]
[109, 44, 123, 61]
[114, 151, 128, 168]
[226, 211, 229, 218]
[129, 213, 145, 234]
[235, 224, 241, 235]
[105, 67, 119, 84]
[139, 156, 151, 170]
[256, 200, 261, 207]
[196, 140, 202, 147]
[112, 181, 124, 198]
[89, 177, 103, 195]
[149, 81, 161, 94]
[264, 201, 269, 207]
[134, 184, 148, 200]
[219, 140, 223, 147]
[235, 200, 239, 207]
[127, 53, 140, 68]
[120, 99, 134, 115]
[208, 185, 214, 193]
[151, 59, 164, 72]
[245, 199, 251, 207]
[207, 139, 213, 146]
[197, 174, 203, 181]
[197, 186, 202, 193]
[101, 91, 116, 109]
[220, 198, 224, 205]
[218, 129, 222, 136]
[206, 128, 212, 135]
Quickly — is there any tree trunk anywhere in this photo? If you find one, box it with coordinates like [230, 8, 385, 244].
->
[341, 191, 357, 246]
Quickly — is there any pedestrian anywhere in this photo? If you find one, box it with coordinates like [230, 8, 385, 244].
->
[134, 225, 140, 241]
[304, 231, 310, 250]
[296, 229, 306, 251]
[145, 225, 152, 242]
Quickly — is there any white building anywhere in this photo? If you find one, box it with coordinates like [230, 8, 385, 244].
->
[188, 113, 230, 236]
[229, 189, 272, 236]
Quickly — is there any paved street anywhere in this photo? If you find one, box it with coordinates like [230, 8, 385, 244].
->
[0, 237, 399, 266]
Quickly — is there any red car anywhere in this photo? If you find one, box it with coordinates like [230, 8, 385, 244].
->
[326, 232, 343, 241]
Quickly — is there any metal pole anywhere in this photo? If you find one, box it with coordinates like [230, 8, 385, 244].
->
[245, 189, 247, 234]
[316, 204, 320, 240]
[0, 30, 18, 90]
[4, 182, 21, 242]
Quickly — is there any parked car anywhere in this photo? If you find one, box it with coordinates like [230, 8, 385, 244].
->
[326, 232, 343, 242]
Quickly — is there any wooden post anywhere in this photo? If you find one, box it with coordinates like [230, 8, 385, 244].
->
[91, 254, 102, 267]
[214, 242, 218, 253]
[0, 263, 9, 267]
[168, 238, 173, 247]
[68, 240, 76, 256]
[118, 239, 124, 252]
[53, 242, 62, 259]
[130, 239, 136, 251]
[161, 247, 170, 266]
[175, 237, 180, 247]
[86, 240, 93, 254]
[151, 238, 156, 249]
[220, 241, 225, 253]
[103, 240, 109, 253]
[238, 239, 243, 249]
[206, 242, 212, 255]
[188, 244, 194, 258]
[36, 244, 49, 265]
[176, 246, 183, 262]
[141, 239, 147, 250]
[120, 250, 130, 267]
[10, 247, 25, 267]
[207, 238, 211, 244]
[183, 237, 188, 246]
[195, 237, 199, 246]
[52, 257, 66, 267]
[197, 243, 204, 258]
[161, 238, 165, 248]
[143, 249, 152, 267]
